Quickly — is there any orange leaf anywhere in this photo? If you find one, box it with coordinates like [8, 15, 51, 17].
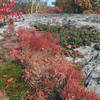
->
[67, 45, 72, 49]
[2, 75, 7, 78]
[55, 52, 60, 58]
[66, 50, 70, 54]
[11, 50, 19, 57]
[36, 88, 39, 93]
[42, 91, 46, 96]
[6, 84, 11, 89]
[7, 78, 14, 83]
[76, 50, 80, 55]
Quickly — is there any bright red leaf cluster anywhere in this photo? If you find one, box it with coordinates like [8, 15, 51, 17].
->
[0, 0, 24, 25]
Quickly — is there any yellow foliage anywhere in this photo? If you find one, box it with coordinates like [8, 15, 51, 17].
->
[77, 0, 92, 8]
[26, 5, 47, 14]
[83, 9, 100, 14]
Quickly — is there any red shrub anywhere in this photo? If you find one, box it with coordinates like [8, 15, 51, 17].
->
[0, 0, 24, 25]
[9, 28, 99, 100]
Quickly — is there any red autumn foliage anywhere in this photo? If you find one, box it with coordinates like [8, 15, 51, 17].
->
[5, 84, 11, 89]
[11, 50, 19, 58]
[0, 0, 24, 25]
[76, 50, 80, 55]
[2, 75, 7, 78]
[67, 45, 72, 49]
[9, 28, 99, 100]
[7, 78, 14, 83]
[36, 88, 39, 93]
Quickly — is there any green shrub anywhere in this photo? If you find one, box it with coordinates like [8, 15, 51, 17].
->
[0, 44, 30, 100]
[0, 60, 29, 100]
[35, 24, 100, 49]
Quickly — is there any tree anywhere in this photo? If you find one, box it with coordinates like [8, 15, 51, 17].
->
[27, 0, 48, 13]
[55, 0, 99, 13]
[31, 0, 35, 13]
[27, 0, 40, 13]
[54, 0, 82, 13]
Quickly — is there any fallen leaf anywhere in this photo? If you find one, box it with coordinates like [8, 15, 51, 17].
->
[7, 78, 14, 83]
[67, 45, 72, 49]
[55, 52, 60, 59]
[6, 84, 11, 89]
[2, 75, 7, 78]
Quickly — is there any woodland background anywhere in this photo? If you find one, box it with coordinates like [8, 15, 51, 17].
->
[10, 0, 100, 14]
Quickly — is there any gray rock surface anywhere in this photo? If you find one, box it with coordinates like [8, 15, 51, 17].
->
[81, 44, 100, 95]
[15, 14, 100, 32]
[2, 14, 100, 34]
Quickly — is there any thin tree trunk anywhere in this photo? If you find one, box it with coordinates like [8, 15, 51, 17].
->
[36, 2, 39, 13]
[36, 0, 39, 13]
[31, 0, 34, 13]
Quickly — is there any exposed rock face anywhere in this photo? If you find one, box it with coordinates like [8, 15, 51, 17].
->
[2, 14, 100, 33]
[82, 44, 100, 95]
[14, 14, 100, 32]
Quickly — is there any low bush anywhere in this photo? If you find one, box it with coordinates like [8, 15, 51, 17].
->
[35, 24, 100, 57]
